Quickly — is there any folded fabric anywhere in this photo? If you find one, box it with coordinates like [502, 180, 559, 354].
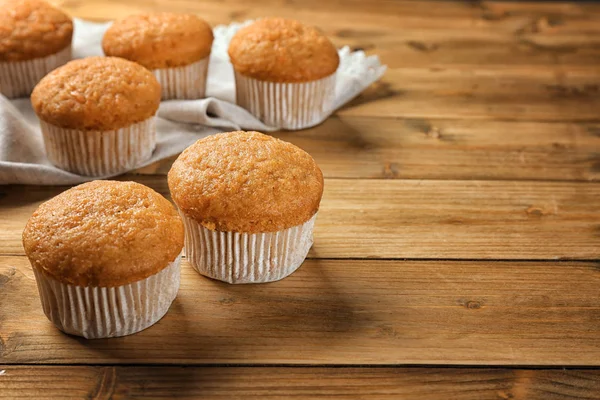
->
[0, 19, 386, 185]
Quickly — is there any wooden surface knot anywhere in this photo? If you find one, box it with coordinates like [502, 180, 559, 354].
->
[525, 204, 557, 217]
[465, 300, 482, 310]
[407, 41, 439, 53]
[0, 266, 16, 287]
[219, 296, 237, 305]
[89, 367, 117, 400]
[459, 299, 484, 310]
[382, 162, 400, 178]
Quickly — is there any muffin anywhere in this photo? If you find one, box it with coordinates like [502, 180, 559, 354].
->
[22, 180, 184, 339]
[168, 131, 323, 284]
[0, 0, 73, 98]
[103, 13, 213, 100]
[31, 56, 161, 176]
[228, 18, 339, 130]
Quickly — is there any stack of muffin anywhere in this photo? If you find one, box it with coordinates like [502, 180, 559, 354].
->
[7, 0, 339, 338]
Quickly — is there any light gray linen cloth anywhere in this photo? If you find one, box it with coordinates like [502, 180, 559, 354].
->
[0, 19, 386, 185]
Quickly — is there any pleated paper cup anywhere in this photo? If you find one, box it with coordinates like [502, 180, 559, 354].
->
[180, 212, 317, 284]
[0, 45, 72, 99]
[153, 56, 209, 100]
[234, 71, 337, 130]
[32, 254, 181, 339]
[40, 117, 156, 176]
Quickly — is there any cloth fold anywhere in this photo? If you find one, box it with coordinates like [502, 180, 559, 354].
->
[0, 19, 386, 185]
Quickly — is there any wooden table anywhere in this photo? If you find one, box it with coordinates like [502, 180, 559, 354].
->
[2, 0, 600, 398]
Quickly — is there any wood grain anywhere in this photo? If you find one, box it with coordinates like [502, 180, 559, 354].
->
[135, 116, 600, 182]
[339, 67, 600, 121]
[3, 256, 600, 365]
[50, 0, 600, 69]
[1, 366, 600, 399]
[51, 0, 600, 124]
[53, 3, 600, 123]
[5, 0, 600, 395]
[51, 0, 600, 22]
[1, 177, 598, 259]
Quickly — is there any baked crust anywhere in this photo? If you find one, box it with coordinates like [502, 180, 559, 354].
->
[0, 0, 73, 62]
[31, 56, 161, 130]
[168, 131, 324, 233]
[22, 180, 184, 287]
[228, 18, 339, 83]
[103, 13, 213, 69]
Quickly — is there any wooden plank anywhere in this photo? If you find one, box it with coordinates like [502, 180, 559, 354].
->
[3, 256, 600, 365]
[136, 116, 600, 182]
[316, 179, 599, 260]
[1, 178, 598, 259]
[52, 0, 600, 26]
[367, 40, 600, 70]
[339, 67, 600, 121]
[1, 366, 600, 399]
[50, 0, 600, 68]
[51, 1, 600, 121]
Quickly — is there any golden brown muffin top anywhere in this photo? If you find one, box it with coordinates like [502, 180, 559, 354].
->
[228, 18, 339, 83]
[31, 57, 160, 131]
[168, 131, 324, 233]
[22, 180, 184, 287]
[0, 0, 72, 62]
[102, 13, 214, 69]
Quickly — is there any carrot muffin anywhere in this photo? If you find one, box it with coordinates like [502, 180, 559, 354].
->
[0, 0, 73, 98]
[228, 18, 339, 130]
[168, 131, 324, 284]
[22, 180, 184, 339]
[103, 13, 213, 100]
[31, 56, 161, 176]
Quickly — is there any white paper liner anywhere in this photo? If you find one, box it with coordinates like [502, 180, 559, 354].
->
[40, 117, 156, 176]
[234, 72, 336, 130]
[32, 254, 181, 339]
[180, 212, 316, 284]
[0, 45, 72, 99]
[153, 56, 210, 100]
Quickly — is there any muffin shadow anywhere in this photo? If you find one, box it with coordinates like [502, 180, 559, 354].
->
[67, 257, 371, 368]
[196, 257, 372, 352]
